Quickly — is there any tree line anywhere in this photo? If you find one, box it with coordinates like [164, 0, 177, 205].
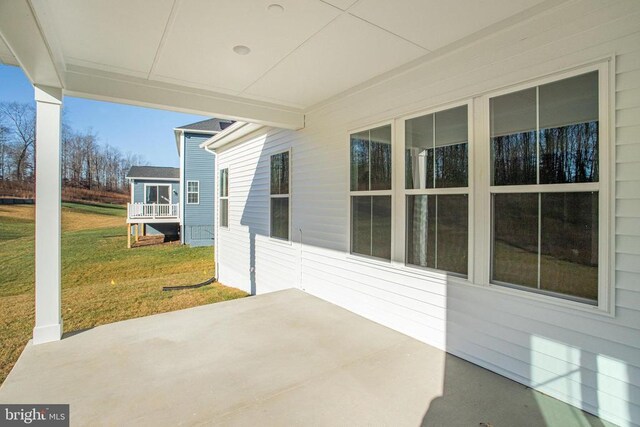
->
[0, 101, 146, 193]
[492, 122, 598, 186]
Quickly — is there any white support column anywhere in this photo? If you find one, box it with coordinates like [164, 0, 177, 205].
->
[33, 85, 63, 345]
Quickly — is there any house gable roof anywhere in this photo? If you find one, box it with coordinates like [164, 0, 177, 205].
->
[175, 118, 235, 134]
[126, 166, 180, 180]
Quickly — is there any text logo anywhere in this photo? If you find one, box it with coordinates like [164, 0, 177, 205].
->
[1, 405, 68, 427]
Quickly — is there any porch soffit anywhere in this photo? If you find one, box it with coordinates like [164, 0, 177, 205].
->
[0, 0, 568, 128]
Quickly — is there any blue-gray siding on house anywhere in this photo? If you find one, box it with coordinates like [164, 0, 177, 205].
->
[132, 180, 179, 204]
[183, 133, 215, 247]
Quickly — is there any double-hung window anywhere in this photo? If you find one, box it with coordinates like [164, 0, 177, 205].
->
[404, 104, 469, 276]
[187, 180, 199, 204]
[270, 151, 290, 241]
[489, 70, 602, 305]
[219, 168, 229, 228]
[343, 63, 608, 309]
[350, 124, 392, 260]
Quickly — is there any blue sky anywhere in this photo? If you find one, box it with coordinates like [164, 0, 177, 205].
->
[0, 64, 209, 167]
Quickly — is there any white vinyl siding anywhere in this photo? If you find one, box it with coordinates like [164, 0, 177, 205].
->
[217, 134, 298, 294]
[216, 2, 640, 426]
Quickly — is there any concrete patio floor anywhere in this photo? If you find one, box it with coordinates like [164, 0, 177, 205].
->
[0, 289, 612, 426]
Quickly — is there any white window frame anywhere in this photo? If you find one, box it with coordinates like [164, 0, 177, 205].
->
[219, 168, 229, 229]
[398, 100, 474, 280]
[186, 180, 199, 205]
[480, 61, 612, 314]
[269, 148, 292, 242]
[143, 183, 172, 204]
[342, 59, 612, 316]
[347, 120, 394, 262]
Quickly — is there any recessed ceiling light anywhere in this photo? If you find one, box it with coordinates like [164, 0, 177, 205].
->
[267, 3, 285, 14]
[233, 45, 251, 55]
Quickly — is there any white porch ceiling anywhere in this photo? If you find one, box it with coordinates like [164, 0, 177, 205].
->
[350, 0, 547, 52]
[243, 13, 426, 107]
[47, 0, 176, 77]
[152, 0, 341, 97]
[0, 0, 558, 127]
[0, 37, 17, 66]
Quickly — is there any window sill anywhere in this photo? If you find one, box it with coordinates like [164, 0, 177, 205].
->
[400, 263, 469, 282]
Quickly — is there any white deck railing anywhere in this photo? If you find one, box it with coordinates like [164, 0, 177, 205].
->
[127, 203, 179, 219]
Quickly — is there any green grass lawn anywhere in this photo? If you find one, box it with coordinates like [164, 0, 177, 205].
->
[0, 202, 248, 384]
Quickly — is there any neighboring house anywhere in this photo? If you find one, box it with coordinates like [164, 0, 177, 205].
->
[125, 118, 234, 247]
[174, 118, 234, 246]
[125, 166, 180, 244]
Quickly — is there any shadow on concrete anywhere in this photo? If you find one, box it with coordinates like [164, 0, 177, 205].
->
[421, 353, 608, 427]
[61, 327, 94, 340]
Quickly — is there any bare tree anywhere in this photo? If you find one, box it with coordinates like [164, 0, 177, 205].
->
[0, 125, 10, 180]
[0, 102, 36, 181]
[1, 101, 146, 195]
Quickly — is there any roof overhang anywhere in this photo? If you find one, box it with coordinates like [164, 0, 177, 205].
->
[126, 176, 179, 182]
[173, 128, 219, 135]
[200, 122, 266, 151]
[62, 64, 305, 129]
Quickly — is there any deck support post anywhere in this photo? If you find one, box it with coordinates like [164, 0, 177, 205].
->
[135, 223, 139, 242]
[127, 223, 132, 248]
[33, 85, 63, 345]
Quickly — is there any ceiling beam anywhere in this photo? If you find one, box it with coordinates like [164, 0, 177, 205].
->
[0, 0, 62, 87]
[64, 65, 304, 130]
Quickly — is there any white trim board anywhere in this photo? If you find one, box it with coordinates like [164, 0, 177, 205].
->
[128, 177, 179, 182]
